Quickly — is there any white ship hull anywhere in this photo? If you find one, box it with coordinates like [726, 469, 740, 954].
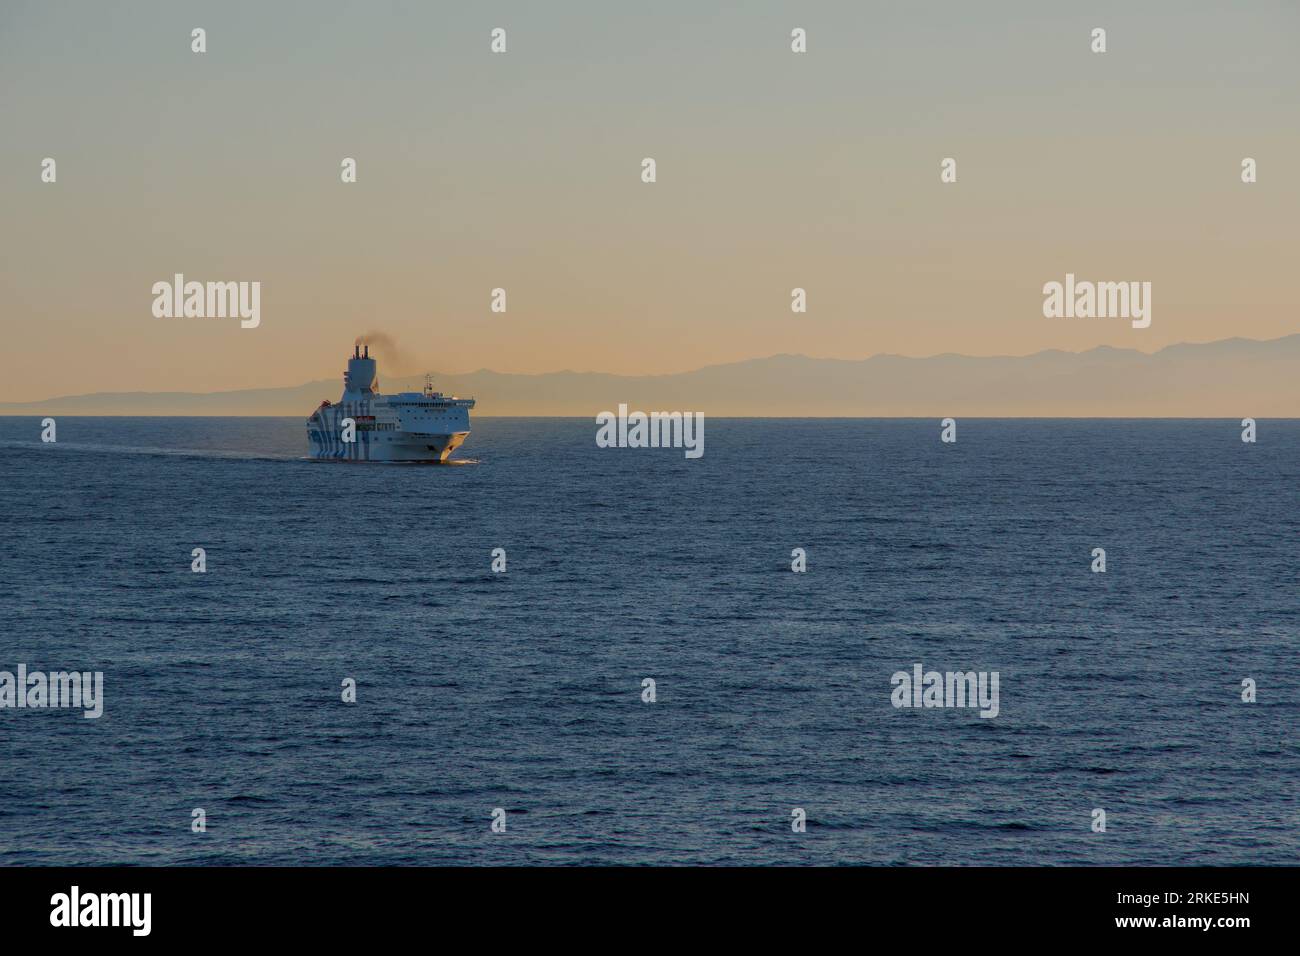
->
[308, 437, 468, 462]
[306, 347, 474, 463]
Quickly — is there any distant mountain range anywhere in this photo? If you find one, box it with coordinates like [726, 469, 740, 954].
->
[4, 335, 1297, 417]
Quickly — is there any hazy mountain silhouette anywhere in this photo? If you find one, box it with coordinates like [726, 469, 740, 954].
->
[5, 335, 1297, 417]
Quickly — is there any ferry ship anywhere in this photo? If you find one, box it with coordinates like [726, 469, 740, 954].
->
[306, 345, 474, 462]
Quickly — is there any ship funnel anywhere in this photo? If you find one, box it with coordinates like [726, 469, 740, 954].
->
[346, 349, 377, 394]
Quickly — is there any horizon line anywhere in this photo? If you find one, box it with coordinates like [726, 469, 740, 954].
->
[5, 414, 1300, 421]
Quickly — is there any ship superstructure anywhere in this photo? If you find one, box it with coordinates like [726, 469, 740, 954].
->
[306, 345, 474, 462]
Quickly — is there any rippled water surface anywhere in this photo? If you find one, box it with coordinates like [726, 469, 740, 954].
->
[1, 417, 1297, 865]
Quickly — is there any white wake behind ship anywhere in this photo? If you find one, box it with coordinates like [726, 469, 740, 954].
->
[306, 345, 475, 462]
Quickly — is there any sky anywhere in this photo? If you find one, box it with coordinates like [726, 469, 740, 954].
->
[2, 0, 1298, 402]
